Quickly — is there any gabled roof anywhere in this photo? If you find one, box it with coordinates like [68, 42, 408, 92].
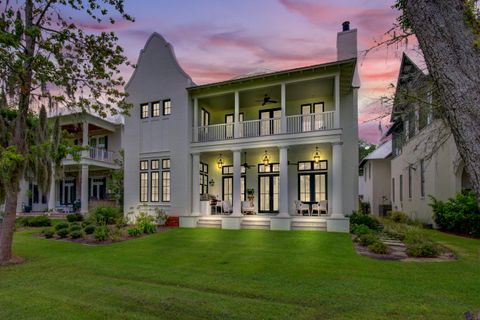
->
[359, 140, 392, 167]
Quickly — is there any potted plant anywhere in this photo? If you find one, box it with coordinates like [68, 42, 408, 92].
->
[247, 188, 255, 205]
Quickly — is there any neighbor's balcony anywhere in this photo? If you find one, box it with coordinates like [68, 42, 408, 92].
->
[193, 111, 336, 143]
[63, 147, 116, 165]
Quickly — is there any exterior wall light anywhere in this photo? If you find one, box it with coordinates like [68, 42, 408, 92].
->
[313, 146, 321, 163]
[262, 150, 270, 166]
[217, 154, 224, 169]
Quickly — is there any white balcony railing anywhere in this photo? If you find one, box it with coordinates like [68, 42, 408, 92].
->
[88, 147, 115, 163]
[193, 111, 336, 143]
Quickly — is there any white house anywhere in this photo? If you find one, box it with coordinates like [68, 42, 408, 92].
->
[15, 112, 123, 214]
[387, 53, 472, 223]
[123, 22, 361, 232]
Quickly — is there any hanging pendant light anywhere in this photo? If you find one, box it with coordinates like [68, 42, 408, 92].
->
[313, 146, 321, 163]
[217, 154, 224, 169]
[262, 150, 270, 166]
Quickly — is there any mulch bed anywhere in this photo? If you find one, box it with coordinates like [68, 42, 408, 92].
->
[353, 236, 457, 262]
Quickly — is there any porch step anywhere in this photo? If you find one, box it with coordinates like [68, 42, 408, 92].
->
[291, 218, 327, 231]
[197, 217, 222, 228]
[241, 217, 271, 230]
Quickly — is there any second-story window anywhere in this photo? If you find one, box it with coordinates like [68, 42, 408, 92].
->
[140, 103, 149, 119]
[163, 99, 171, 115]
[152, 102, 161, 117]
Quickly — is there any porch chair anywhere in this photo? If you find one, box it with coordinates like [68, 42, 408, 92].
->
[311, 200, 328, 216]
[222, 201, 233, 215]
[241, 201, 255, 215]
[295, 200, 310, 216]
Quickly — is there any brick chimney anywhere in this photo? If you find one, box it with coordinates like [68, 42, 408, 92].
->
[337, 21, 357, 60]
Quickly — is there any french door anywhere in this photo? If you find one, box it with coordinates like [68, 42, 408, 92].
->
[225, 113, 244, 139]
[301, 103, 324, 132]
[298, 173, 327, 202]
[259, 109, 281, 135]
[222, 176, 246, 205]
[258, 175, 279, 213]
[62, 179, 76, 204]
[90, 177, 106, 200]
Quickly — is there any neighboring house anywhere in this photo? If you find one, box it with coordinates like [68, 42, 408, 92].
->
[123, 22, 360, 232]
[359, 140, 392, 216]
[387, 53, 472, 223]
[16, 113, 123, 214]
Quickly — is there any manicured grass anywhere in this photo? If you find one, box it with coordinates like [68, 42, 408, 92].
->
[0, 228, 479, 319]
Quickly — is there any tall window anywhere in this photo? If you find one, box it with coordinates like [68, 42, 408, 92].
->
[152, 102, 161, 117]
[140, 103, 149, 119]
[420, 159, 425, 197]
[163, 99, 171, 115]
[408, 165, 412, 199]
[222, 165, 246, 202]
[162, 158, 171, 202]
[392, 178, 395, 202]
[399, 174, 403, 202]
[140, 160, 149, 202]
[151, 172, 159, 202]
[200, 162, 209, 195]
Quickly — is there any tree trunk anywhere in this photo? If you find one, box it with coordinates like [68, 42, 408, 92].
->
[0, 191, 19, 264]
[404, 0, 480, 203]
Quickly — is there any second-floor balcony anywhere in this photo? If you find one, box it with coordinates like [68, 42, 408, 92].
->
[193, 111, 336, 142]
[88, 147, 116, 163]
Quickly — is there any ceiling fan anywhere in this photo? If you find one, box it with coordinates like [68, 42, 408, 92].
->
[256, 94, 278, 106]
[242, 151, 253, 170]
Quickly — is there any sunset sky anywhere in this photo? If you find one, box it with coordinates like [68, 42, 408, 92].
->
[81, 0, 414, 144]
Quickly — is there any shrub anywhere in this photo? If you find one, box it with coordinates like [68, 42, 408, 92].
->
[17, 215, 52, 227]
[66, 213, 83, 222]
[94, 225, 109, 241]
[127, 227, 141, 237]
[368, 241, 389, 254]
[70, 230, 83, 239]
[136, 213, 157, 234]
[69, 223, 82, 232]
[55, 222, 69, 231]
[357, 233, 379, 247]
[56, 228, 69, 238]
[387, 211, 410, 224]
[84, 225, 95, 235]
[382, 222, 408, 241]
[406, 242, 440, 257]
[430, 191, 480, 236]
[351, 224, 373, 236]
[88, 205, 122, 225]
[42, 229, 54, 238]
[349, 211, 381, 231]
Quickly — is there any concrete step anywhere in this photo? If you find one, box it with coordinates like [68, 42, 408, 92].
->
[241, 218, 270, 230]
[291, 218, 327, 231]
[197, 218, 222, 228]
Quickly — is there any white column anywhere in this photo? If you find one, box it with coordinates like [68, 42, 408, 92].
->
[80, 164, 89, 214]
[232, 149, 242, 216]
[334, 74, 340, 128]
[331, 142, 343, 217]
[279, 146, 289, 216]
[82, 121, 89, 157]
[193, 98, 198, 142]
[47, 165, 56, 211]
[234, 91, 240, 138]
[280, 83, 286, 133]
[192, 153, 201, 216]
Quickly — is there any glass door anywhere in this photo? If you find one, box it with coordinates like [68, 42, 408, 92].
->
[225, 114, 234, 139]
[258, 175, 279, 213]
[260, 109, 281, 135]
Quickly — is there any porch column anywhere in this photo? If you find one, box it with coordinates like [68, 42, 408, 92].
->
[192, 153, 201, 216]
[280, 82, 286, 133]
[232, 149, 242, 216]
[331, 142, 344, 217]
[279, 146, 289, 216]
[234, 91, 240, 138]
[82, 120, 89, 157]
[334, 74, 340, 128]
[193, 98, 198, 142]
[80, 164, 89, 214]
[47, 165, 56, 211]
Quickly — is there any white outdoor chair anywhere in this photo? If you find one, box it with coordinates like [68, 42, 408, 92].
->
[222, 201, 233, 214]
[295, 200, 310, 216]
[241, 201, 255, 215]
[311, 200, 328, 216]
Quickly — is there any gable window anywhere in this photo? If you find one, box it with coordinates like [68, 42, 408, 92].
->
[163, 99, 171, 115]
[140, 103, 149, 119]
[152, 102, 161, 117]
[162, 158, 171, 202]
[420, 159, 425, 197]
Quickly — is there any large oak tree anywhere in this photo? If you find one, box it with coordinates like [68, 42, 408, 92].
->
[0, 0, 132, 265]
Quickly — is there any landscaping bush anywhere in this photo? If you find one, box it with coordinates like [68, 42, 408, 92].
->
[89, 205, 122, 225]
[55, 222, 69, 231]
[136, 213, 157, 234]
[351, 224, 373, 236]
[430, 191, 480, 236]
[70, 230, 83, 239]
[127, 227, 141, 237]
[381, 222, 408, 241]
[406, 242, 440, 257]
[56, 228, 69, 238]
[42, 229, 54, 238]
[84, 225, 95, 235]
[356, 233, 379, 247]
[349, 211, 381, 231]
[94, 226, 109, 241]
[66, 213, 83, 222]
[368, 241, 389, 254]
[69, 223, 82, 232]
[387, 211, 410, 224]
[17, 215, 52, 227]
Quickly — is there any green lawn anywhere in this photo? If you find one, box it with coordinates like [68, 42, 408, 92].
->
[0, 228, 479, 319]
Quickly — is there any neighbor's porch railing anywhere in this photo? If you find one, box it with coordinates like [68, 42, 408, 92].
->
[88, 147, 115, 163]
